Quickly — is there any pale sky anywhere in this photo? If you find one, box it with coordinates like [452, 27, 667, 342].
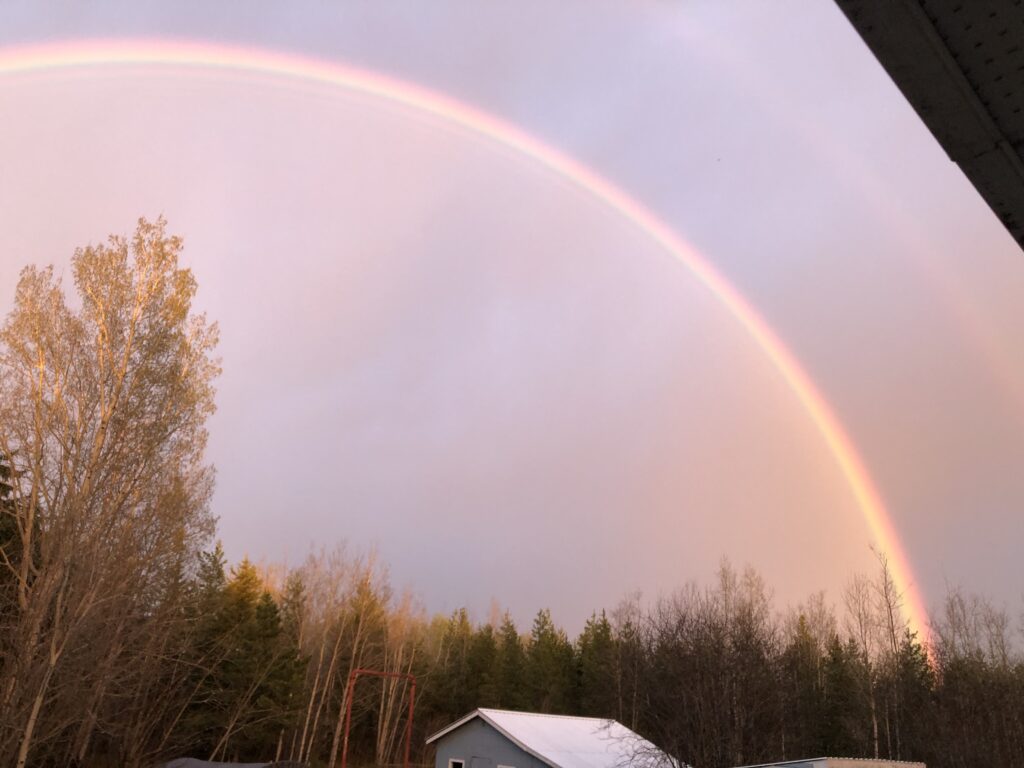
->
[1, 1, 1022, 632]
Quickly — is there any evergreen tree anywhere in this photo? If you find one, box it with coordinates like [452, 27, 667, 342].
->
[779, 616, 825, 758]
[247, 591, 306, 757]
[891, 630, 934, 760]
[467, 624, 499, 708]
[180, 556, 304, 761]
[821, 636, 869, 757]
[495, 613, 527, 710]
[526, 609, 577, 714]
[179, 545, 237, 755]
[195, 542, 228, 608]
[577, 611, 617, 717]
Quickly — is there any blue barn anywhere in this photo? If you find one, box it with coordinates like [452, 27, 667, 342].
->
[426, 709, 678, 768]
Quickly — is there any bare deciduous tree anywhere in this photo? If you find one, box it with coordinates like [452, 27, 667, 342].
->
[0, 217, 219, 767]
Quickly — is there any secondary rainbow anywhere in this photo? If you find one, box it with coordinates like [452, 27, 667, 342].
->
[0, 38, 931, 641]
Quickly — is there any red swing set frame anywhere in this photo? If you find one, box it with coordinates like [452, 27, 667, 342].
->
[338, 668, 417, 768]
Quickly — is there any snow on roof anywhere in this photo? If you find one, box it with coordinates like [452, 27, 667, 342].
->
[164, 760, 270, 768]
[427, 708, 682, 768]
[733, 761, 926, 768]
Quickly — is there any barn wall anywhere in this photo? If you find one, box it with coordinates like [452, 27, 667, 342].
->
[433, 718, 549, 768]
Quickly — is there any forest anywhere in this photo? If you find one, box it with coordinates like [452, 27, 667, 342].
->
[0, 219, 1022, 768]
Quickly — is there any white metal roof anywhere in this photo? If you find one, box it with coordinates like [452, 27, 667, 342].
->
[427, 708, 682, 768]
[733, 760, 925, 768]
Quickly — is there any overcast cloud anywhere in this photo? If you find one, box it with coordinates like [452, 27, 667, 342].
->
[1, 0, 1021, 631]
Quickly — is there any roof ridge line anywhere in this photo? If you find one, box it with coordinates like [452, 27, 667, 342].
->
[479, 708, 615, 723]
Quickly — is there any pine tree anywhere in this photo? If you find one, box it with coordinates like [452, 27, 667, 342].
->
[891, 630, 934, 760]
[179, 556, 305, 761]
[526, 609, 577, 714]
[248, 591, 306, 757]
[495, 613, 527, 710]
[821, 636, 869, 757]
[577, 611, 617, 718]
[179, 544, 234, 755]
[780, 615, 825, 758]
[467, 624, 499, 708]
[195, 542, 228, 609]
[218, 561, 304, 759]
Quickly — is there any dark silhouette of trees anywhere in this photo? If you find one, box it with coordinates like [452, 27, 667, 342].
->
[526, 608, 576, 714]
[577, 611, 617, 718]
[495, 613, 527, 711]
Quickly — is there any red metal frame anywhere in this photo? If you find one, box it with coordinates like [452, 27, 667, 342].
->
[339, 668, 417, 768]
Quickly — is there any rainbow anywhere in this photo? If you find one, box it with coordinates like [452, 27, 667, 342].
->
[0, 38, 931, 642]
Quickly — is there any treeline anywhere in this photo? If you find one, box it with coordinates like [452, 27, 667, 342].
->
[1, 220, 1023, 768]
[272, 550, 1024, 768]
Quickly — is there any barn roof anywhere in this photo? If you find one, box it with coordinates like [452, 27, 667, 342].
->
[426, 708, 683, 768]
[734, 760, 925, 768]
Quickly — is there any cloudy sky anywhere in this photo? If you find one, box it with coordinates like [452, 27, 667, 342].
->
[0, 0, 1021, 632]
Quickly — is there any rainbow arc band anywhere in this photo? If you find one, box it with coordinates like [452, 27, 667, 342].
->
[0, 38, 930, 644]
